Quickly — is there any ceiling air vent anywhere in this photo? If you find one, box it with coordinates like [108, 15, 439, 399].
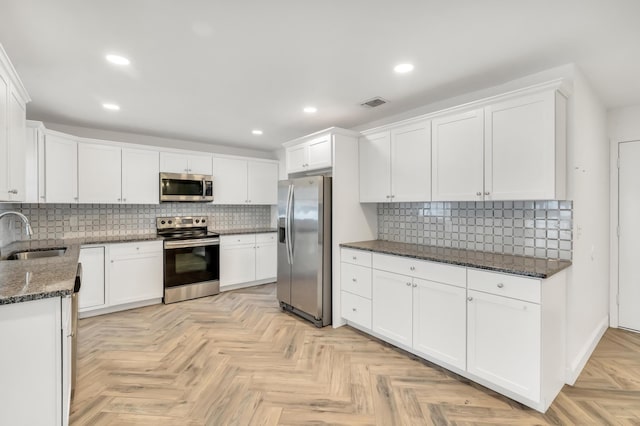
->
[360, 97, 388, 108]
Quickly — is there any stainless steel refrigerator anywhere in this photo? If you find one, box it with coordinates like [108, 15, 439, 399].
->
[277, 176, 332, 327]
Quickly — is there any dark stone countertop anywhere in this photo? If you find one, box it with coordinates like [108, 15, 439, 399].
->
[214, 228, 278, 236]
[0, 234, 163, 305]
[340, 240, 571, 279]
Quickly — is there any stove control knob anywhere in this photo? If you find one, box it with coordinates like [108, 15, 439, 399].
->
[202, 219, 206, 223]
[161, 220, 166, 225]
[195, 219, 200, 223]
[168, 220, 173, 224]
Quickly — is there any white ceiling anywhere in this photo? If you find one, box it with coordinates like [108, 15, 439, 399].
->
[1, 0, 639, 152]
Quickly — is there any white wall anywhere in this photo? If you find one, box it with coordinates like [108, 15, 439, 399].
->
[609, 105, 640, 141]
[564, 69, 610, 384]
[44, 122, 276, 160]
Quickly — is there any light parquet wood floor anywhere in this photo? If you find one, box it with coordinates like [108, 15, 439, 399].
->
[70, 284, 640, 425]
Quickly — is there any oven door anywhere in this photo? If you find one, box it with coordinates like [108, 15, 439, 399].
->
[160, 173, 214, 202]
[163, 238, 220, 288]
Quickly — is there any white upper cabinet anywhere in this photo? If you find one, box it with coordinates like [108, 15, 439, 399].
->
[285, 135, 332, 174]
[78, 144, 122, 203]
[0, 47, 29, 202]
[213, 157, 248, 204]
[160, 152, 213, 175]
[122, 148, 159, 204]
[485, 91, 566, 200]
[43, 133, 78, 203]
[247, 161, 278, 204]
[213, 156, 278, 205]
[359, 120, 431, 203]
[432, 109, 485, 201]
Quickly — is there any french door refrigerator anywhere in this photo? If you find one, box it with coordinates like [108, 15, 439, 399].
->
[277, 176, 332, 327]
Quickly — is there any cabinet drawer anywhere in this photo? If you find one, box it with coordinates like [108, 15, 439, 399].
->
[256, 233, 277, 244]
[109, 240, 163, 257]
[221, 234, 256, 245]
[467, 269, 540, 303]
[341, 248, 372, 267]
[341, 291, 372, 329]
[341, 262, 372, 299]
[373, 253, 466, 288]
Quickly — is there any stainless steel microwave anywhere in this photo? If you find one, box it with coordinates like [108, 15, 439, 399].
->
[159, 173, 214, 202]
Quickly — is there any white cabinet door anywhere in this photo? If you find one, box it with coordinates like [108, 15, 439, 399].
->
[255, 241, 277, 280]
[467, 289, 541, 401]
[248, 161, 278, 204]
[0, 70, 9, 200]
[372, 269, 413, 347]
[78, 247, 105, 310]
[432, 109, 484, 201]
[359, 131, 391, 202]
[78, 143, 122, 203]
[122, 148, 159, 204]
[485, 92, 556, 200]
[213, 157, 248, 204]
[391, 120, 431, 202]
[44, 134, 78, 203]
[307, 136, 332, 170]
[188, 155, 213, 175]
[7, 89, 26, 201]
[24, 125, 41, 203]
[109, 244, 163, 305]
[220, 243, 256, 287]
[412, 278, 466, 370]
[286, 144, 307, 174]
[160, 152, 190, 173]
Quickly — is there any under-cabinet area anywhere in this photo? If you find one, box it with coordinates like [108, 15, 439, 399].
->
[340, 245, 568, 412]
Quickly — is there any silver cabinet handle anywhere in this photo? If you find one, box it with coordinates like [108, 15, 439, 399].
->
[352, 256, 357, 260]
[386, 195, 390, 199]
[476, 192, 482, 196]
[406, 282, 411, 286]
[410, 266, 415, 271]
[74, 197, 78, 201]
[390, 195, 395, 198]
[352, 278, 357, 282]
[467, 296, 473, 301]
[352, 307, 357, 312]
[117, 198, 121, 202]
[111, 260, 114, 263]
[497, 283, 504, 288]
[485, 191, 490, 196]
[412, 283, 417, 288]
[8, 189, 18, 194]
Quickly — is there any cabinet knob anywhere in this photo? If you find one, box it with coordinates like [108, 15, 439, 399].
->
[248, 200, 251, 203]
[352, 278, 357, 282]
[476, 192, 482, 196]
[123, 198, 126, 202]
[8, 189, 18, 194]
[40, 196, 46, 199]
[390, 195, 395, 199]
[410, 266, 415, 271]
[136, 247, 140, 250]
[406, 282, 411, 286]
[117, 198, 121, 202]
[497, 283, 504, 288]
[352, 308, 357, 312]
[467, 296, 473, 301]
[256, 246, 260, 249]
[352, 256, 357, 260]
[111, 260, 114, 264]
[412, 283, 417, 288]
[484, 191, 490, 196]
[74, 197, 78, 201]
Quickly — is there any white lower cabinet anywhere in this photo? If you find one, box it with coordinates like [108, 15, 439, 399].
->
[79, 241, 163, 317]
[340, 248, 566, 413]
[467, 289, 540, 401]
[220, 233, 277, 289]
[109, 242, 164, 305]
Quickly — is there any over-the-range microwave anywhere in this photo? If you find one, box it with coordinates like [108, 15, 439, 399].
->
[159, 173, 214, 202]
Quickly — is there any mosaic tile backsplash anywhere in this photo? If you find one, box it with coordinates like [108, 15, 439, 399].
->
[378, 201, 573, 260]
[0, 203, 273, 246]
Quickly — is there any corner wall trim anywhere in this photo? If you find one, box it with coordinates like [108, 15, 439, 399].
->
[565, 316, 609, 385]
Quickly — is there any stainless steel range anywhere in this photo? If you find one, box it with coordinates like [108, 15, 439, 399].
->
[157, 216, 220, 304]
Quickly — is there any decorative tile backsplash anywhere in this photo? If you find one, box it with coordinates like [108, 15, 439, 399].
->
[0, 203, 273, 246]
[378, 201, 573, 260]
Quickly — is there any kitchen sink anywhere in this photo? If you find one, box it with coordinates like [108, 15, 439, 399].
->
[6, 247, 67, 260]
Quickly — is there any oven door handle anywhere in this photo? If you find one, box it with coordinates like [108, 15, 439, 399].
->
[164, 238, 220, 249]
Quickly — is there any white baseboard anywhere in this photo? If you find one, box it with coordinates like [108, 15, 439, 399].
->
[220, 278, 275, 292]
[79, 298, 162, 319]
[565, 316, 609, 385]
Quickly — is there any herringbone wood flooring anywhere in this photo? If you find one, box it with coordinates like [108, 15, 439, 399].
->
[70, 284, 640, 425]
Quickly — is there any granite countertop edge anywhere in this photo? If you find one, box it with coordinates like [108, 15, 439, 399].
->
[340, 240, 572, 279]
[214, 228, 278, 236]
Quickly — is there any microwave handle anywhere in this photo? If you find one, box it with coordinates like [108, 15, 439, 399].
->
[202, 178, 206, 198]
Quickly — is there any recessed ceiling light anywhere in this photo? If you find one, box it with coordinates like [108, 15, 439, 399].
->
[252, 129, 263, 135]
[106, 54, 130, 66]
[394, 63, 414, 73]
[102, 103, 120, 111]
[303, 106, 317, 113]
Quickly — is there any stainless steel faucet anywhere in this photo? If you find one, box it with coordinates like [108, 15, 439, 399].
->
[0, 211, 34, 237]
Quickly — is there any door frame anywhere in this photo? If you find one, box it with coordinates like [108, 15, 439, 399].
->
[610, 137, 640, 329]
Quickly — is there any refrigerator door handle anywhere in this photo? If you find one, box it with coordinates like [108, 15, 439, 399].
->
[285, 184, 294, 265]
[287, 184, 294, 264]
